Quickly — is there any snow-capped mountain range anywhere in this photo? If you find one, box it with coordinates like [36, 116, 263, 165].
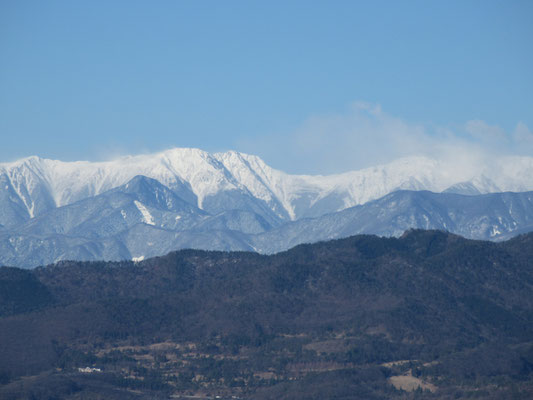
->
[2, 147, 533, 267]
[3, 147, 533, 225]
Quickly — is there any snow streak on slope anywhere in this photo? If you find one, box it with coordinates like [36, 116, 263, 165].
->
[2, 148, 533, 226]
[134, 201, 155, 226]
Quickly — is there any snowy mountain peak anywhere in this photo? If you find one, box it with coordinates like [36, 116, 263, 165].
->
[2, 147, 533, 229]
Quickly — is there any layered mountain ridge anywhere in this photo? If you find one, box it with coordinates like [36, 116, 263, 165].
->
[3, 148, 533, 225]
[2, 148, 533, 267]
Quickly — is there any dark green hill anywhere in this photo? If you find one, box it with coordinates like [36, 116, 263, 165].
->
[1, 230, 533, 399]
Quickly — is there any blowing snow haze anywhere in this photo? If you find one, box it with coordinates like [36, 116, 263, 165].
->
[237, 102, 533, 175]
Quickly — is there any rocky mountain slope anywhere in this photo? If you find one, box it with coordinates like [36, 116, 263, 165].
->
[1, 181, 533, 267]
[2, 148, 533, 267]
[2, 148, 533, 226]
[251, 189, 533, 253]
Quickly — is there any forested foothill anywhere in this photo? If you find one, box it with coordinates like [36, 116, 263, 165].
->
[1, 229, 533, 399]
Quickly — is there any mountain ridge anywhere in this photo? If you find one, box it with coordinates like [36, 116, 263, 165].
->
[1, 180, 533, 267]
[2, 148, 533, 267]
[3, 148, 533, 228]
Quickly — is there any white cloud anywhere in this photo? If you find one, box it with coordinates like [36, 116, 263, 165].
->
[513, 122, 533, 150]
[464, 119, 507, 142]
[236, 102, 531, 174]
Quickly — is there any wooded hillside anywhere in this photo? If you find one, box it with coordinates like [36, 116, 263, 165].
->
[1, 230, 533, 399]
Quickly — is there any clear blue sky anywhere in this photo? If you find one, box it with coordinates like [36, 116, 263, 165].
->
[1, 1, 532, 173]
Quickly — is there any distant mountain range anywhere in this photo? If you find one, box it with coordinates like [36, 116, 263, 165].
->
[1, 148, 533, 267]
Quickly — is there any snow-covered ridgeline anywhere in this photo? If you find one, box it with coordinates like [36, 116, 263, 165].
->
[215, 151, 533, 218]
[1, 148, 533, 223]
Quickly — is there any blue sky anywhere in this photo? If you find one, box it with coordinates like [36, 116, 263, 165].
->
[1, 0, 532, 173]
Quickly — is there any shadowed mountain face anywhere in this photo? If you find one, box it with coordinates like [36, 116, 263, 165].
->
[1, 173, 533, 267]
[1, 231, 533, 398]
[18, 175, 208, 238]
[251, 190, 533, 253]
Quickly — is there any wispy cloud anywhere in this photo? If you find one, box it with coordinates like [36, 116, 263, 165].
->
[464, 120, 507, 142]
[513, 122, 533, 150]
[236, 102, 532, 174]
